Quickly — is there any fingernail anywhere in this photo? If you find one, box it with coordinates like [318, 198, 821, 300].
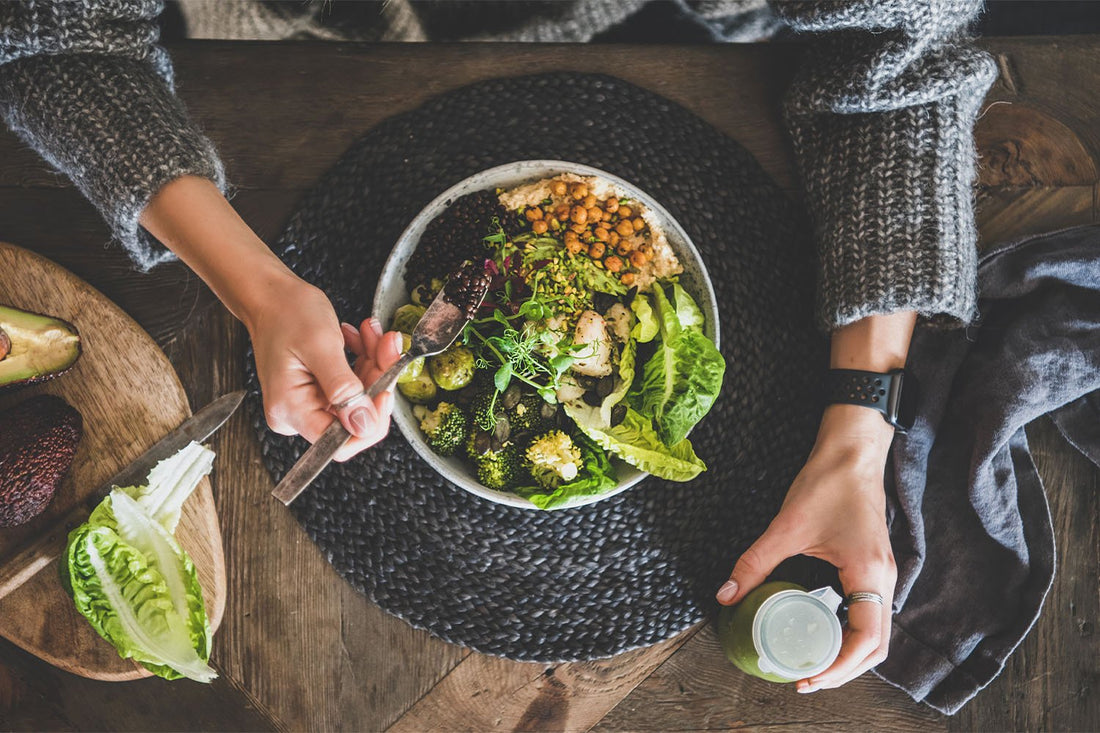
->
[348, 404, 376, 437]
[390, 331, 404, 351]
[797, 683, 815, 694]
[716, 580, 739, 604]
[369, 317, 384, 337]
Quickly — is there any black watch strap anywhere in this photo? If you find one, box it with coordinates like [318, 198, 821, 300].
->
[825, 368, 918, 433]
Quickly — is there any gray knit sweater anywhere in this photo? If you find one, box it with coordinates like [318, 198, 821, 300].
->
[0, 1, 996, 330]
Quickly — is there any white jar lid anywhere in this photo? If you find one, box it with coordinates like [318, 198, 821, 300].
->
[751, 588, 843, 680]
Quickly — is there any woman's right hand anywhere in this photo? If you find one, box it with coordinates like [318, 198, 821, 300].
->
[245, 273, 403, 462]
[140, 176, 402, 462]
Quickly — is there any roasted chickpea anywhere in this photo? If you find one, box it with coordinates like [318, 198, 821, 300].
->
[564, 230, 579, 245]
[605, 255, 623, 273]
[571, 183, 588, 200]
[570, 222, 587, 234]
[566, 239, 586, 255]
[620, 272, 636, 286]
[630, 250, 650, 267]
[531, 219, 548, 234]
[555, 204, 571, 219]
[632, 217, 645, 232]
[589, 241, 606, 258]
[601, 209, 613, 222]
[605, 197, 619, 214]
[551, 180, 568, 196]
[616, 220, 634, 237]
[618, 204, 633, 219]
[609, 231, 621, 246]
[587, 206, 602, 223]
[616, 241, 633, 256]
[526, 206, 543, 221]
[570, 206, 588, 225]
[581, 193, 596, 208]
[594, 226, 610, 242]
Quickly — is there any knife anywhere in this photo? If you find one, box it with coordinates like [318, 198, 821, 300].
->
[0, 390, 245, 601]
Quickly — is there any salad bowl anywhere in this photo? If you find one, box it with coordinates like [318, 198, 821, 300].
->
[374, 160, 719, 509]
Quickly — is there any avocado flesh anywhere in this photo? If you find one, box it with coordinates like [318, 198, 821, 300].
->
[0, 305, 81, 388]
[0, 395, 83, 527]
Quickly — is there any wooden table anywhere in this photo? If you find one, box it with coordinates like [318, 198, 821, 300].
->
[1, 40, 1097, 732]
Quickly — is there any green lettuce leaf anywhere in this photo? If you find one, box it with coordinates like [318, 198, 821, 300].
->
[123, 442, 216, 533]
[672, 283, 705, 331]
[637, 284, 725, 446]
[566, 403, 706, 482]
[631, 292, 659, 344]
[517, 433, 619, 510]
[63, 442, 216, 682]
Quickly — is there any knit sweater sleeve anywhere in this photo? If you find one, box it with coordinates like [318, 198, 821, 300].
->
[774, 0, 997, 330]
[0, 0, 225, 270]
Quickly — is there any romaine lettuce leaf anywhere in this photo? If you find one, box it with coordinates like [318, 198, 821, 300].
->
[631, 293, 660, 344]
[672, 283, 705, 331]
[63, 442, 216, 682]
[566, 403, 706, 482]
[637, 284, 725, 446]
[65, 493, 215, 682]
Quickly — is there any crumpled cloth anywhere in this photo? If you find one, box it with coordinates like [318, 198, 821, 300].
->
[880, 224, 1100, 713]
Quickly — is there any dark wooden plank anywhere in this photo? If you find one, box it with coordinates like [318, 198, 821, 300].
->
[388, 627, 697, 733]
[0, 637, 281, 732]
[0, 44, 802, 196]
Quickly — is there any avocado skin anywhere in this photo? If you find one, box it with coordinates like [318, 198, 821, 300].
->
[0, 305, 82, 390]
[0, 395, 83, 527]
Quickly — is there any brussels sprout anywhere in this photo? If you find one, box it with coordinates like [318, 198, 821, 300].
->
[428, 346, 476, 391]
[396, 333, 425, 384]
[391, 304, 426, 334]
[397, 372, 437, 404]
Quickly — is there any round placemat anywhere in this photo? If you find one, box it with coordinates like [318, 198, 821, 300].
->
[245, 72, 826, 661]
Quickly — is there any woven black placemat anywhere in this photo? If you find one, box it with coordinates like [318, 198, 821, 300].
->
[245, 72, 827, 661]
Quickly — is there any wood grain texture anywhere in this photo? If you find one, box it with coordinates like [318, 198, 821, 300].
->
[389, 627, 697, 733]
[0, 38, 1098, 732]
[0, 243, 226, 681]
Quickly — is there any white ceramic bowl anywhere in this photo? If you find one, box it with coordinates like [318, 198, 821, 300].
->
[374, 161, 719, 510]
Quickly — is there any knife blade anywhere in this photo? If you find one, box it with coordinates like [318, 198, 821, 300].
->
[0, 390, 245, 601]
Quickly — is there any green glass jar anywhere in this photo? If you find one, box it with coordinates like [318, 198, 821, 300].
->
[717, 581, 843, 683]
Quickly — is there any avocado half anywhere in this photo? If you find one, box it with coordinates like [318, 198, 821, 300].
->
[0, 305, 82, 389]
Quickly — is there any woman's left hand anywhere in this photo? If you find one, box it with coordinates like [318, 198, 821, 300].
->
[715, 404, 898, 693]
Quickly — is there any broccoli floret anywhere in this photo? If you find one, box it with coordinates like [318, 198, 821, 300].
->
[469, 390, 501, 432]
[474, 442, 524, 491]
[415, 402, 469, 457]
[525, 430, 582, 491]
[507, 393, 550, 435]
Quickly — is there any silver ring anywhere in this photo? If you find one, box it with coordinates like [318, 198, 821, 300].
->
[846, 591, 885, 607]
[331, 390, 367, 411]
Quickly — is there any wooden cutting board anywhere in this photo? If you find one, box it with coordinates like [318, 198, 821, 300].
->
[0, 242, 226, 680]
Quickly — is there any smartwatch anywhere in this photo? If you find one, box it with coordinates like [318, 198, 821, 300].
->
[825, 368, 918, 433]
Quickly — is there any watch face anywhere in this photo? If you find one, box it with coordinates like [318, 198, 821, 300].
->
[892, 371, 919, 432]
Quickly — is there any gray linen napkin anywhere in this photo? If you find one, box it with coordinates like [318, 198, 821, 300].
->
[878, 224, 1100, 713]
